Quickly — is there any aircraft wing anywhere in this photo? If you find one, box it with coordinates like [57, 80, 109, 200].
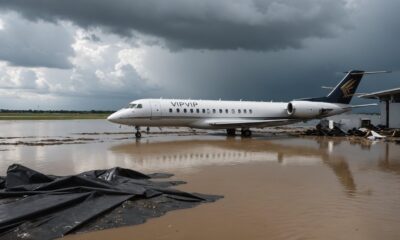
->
[205, 118, 296, 128]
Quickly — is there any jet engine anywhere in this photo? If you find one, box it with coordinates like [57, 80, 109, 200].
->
[287, 101, 340, 118]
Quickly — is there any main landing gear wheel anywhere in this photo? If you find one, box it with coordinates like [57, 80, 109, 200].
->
[241, 129, 252, 138]
[226, 128, 236, 136]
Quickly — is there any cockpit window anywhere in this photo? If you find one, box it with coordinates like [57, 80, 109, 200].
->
[128, 103, 143, 109]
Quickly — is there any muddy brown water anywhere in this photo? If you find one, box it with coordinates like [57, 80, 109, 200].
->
[1, 120, 400, 240]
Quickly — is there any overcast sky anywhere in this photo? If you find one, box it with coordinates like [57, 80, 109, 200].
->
[0, 0, 399, 110]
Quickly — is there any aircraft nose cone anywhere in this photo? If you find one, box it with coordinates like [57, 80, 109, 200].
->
[107, 112, 119, 123]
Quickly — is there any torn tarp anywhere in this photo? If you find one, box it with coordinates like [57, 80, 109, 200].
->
[0, 164, 221, 240]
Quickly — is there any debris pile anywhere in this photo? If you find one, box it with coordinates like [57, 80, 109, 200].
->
[0, 164, 221, 240]
[303, 121, 395, 140]
[304, 124, 346, 137]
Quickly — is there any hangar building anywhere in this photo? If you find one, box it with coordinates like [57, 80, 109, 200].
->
[361, 88, 400, 128]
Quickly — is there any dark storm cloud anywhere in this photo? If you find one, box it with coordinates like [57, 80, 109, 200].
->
[1, 0, 399, 111]
[0, 13, 73, 69]
[0, 0, 351, 50]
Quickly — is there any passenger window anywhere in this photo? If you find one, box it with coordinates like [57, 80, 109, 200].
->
[177, 108, 180, 113]
[213, 109, 216, 114]
[196, 109, 200, 113]
[238, 109, 241, 114]
[202, 109, 206, 113]
[225, 109, 228, 114]
[219, 109, 223, 113]
[169, 108, 172, 113]
[244, 109, 247, 114]
[137, 104, 143, 109]
[249, 109, 253, 114]
[184, 109, 187, 113]
[190, 109, 194, 113]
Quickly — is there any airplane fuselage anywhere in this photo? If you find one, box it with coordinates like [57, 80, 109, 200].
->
[107, 98, 349, 129]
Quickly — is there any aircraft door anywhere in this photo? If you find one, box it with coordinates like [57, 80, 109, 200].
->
[150, 100, 162, 119]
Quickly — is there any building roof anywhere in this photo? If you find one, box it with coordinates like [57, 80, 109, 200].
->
[359, 87, 400, 100]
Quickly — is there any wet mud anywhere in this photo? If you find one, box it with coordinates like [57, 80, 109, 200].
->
[0, 137, 98, 146]
[1, 120, 400, 240]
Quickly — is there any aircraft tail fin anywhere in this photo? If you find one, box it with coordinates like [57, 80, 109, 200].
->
[305, 70, 389, 104]
[306, 70, 364, 104]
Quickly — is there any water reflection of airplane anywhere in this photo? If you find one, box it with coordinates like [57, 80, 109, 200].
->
[110, 138, 356, 195]
[378, 143, 400, 175]
[315, 137, 400, 175]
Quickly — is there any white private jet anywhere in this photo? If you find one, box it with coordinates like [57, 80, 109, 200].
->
[107, 70, 383, 138]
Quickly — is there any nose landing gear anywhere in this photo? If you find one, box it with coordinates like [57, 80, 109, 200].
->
[135, 126, 141, 138]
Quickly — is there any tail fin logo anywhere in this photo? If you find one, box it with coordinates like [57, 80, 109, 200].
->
[340, 79, 357, 97]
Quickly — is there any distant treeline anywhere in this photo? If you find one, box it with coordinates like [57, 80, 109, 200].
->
[0, 109, 114, 114]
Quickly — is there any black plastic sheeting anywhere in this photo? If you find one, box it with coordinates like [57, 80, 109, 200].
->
[0, 164, 221, 240]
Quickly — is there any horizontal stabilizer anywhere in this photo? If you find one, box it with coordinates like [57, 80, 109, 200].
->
[345, 70, 391, 75]
[344, 103, 378, 109]
[321, 86, 334, 90]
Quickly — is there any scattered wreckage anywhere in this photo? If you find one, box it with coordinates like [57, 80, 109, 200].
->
[303, 119, 399, 142]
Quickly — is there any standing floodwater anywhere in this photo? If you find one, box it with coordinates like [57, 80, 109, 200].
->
[1, 120, 400, 240]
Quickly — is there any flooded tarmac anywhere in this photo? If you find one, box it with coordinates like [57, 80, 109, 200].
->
[1, 120, 400, 240]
